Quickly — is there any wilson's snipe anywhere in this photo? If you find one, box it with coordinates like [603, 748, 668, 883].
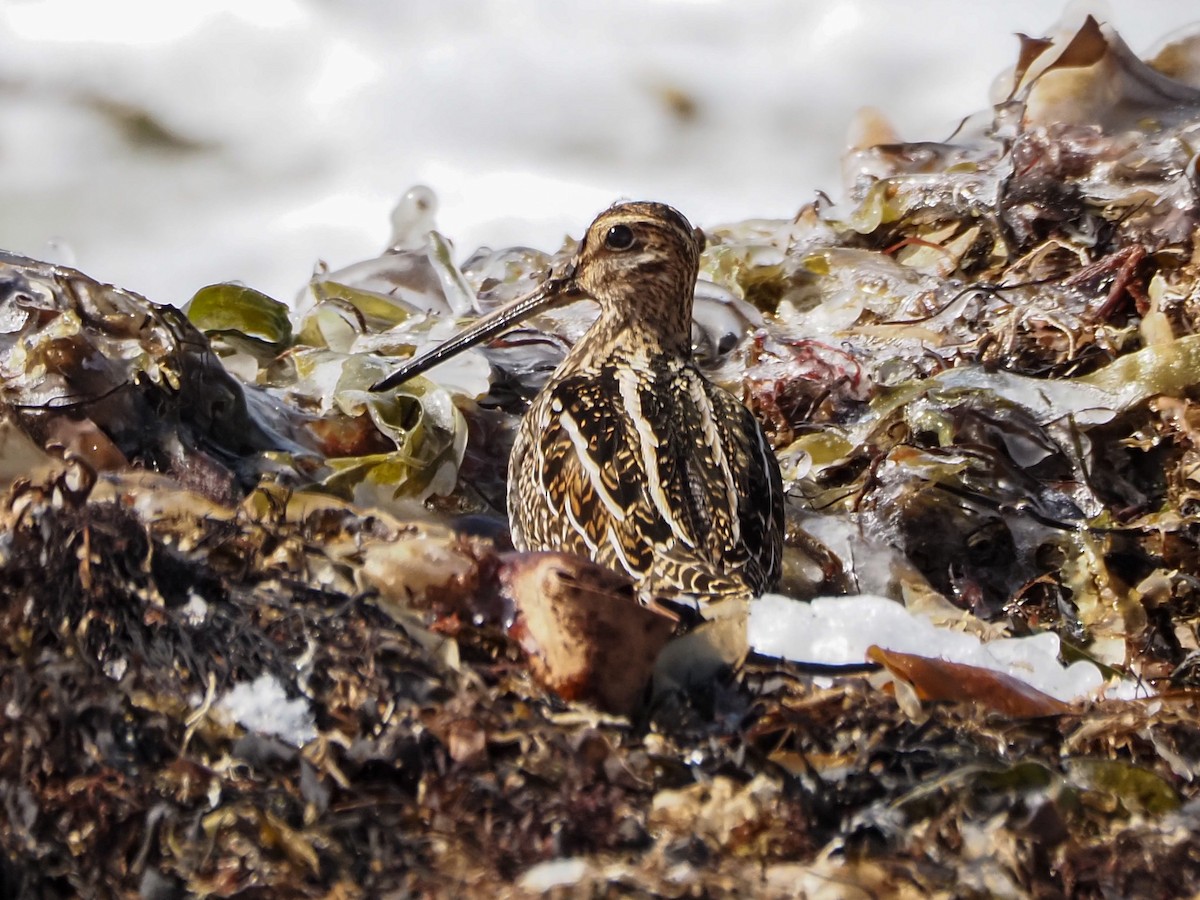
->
[372, 202, 784, 599]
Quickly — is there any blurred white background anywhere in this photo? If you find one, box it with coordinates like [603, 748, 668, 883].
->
[0, 0, 1196, 305]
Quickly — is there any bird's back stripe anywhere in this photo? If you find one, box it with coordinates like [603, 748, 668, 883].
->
[616, 365, 696, 550]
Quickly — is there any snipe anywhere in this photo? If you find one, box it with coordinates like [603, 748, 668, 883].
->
[372, 201, 784, 599]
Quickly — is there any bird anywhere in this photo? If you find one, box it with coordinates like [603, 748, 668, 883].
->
[371, 201, 784, 601]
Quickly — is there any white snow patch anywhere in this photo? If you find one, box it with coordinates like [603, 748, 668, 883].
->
[216, 673, 317, 747]
[181, 591, 209, 626]
[517, 858, 590, 893]
[749, 593, 1149, 703]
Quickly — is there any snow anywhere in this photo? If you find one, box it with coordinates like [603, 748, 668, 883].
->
[748, 593, 1149, 702]
[215, 673, 317, 747]
[517, 857, 591, 892]
[180, 591, 209, 626]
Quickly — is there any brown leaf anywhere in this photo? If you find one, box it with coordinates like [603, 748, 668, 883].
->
[867, 645, 1074, 718]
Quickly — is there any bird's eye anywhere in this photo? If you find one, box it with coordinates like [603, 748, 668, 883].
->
[604, 224, 635, 251]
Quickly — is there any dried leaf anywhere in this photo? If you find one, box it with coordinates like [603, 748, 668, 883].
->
[868, 645, 1074, 717]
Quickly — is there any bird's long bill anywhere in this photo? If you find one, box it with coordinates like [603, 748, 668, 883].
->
[370, 275, 571, 392]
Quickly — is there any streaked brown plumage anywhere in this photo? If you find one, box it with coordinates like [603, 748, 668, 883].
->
[372, 201, 784, 599]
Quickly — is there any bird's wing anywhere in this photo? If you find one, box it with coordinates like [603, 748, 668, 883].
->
[703, 382, 785, 594]
[512, 372, 674, 580]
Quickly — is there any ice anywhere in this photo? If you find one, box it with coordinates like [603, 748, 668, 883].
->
[748, 593, 1148, 702]
[388, 185, 439, 252]
[180, 591, 209, 626]
[516, 858, 590, 892]
[215, 673, 317, 747]
[928, 367, 1120, 427]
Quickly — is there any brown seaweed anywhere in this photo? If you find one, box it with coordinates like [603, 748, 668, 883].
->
[7, 15, 1200, 898]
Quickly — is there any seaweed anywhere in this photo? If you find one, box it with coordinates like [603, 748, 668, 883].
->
[7, 14, 1200, 898]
